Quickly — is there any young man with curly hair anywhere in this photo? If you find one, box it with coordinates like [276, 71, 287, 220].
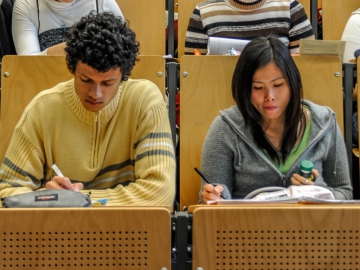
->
[0, 11, 176, 206]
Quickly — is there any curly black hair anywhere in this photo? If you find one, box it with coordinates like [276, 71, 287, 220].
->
[65, 11, 139, 80]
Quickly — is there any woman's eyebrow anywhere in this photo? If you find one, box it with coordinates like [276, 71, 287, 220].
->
[252, 76, 284, 83]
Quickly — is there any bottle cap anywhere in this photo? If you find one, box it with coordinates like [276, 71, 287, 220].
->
[300, 160, 313, 172]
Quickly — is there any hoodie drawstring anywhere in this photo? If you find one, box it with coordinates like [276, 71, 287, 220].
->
[332, 112, 337, 177]
[235, 133, 242, 166]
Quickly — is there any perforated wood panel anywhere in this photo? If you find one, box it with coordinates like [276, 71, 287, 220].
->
[192, 206, 360, 270]
[0, 207, 171, 269]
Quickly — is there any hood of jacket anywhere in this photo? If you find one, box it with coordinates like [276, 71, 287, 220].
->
[218, 99, 339, 181]
[219, 99, 336, 145]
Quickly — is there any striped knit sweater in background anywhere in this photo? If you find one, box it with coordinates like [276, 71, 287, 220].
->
[0, 79, 175, 206]
[185, 0, 315, 55]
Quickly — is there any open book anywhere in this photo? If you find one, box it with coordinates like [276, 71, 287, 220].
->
[208, 197, 360, 205]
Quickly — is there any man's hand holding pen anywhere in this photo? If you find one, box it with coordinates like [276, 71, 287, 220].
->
[46, 176, 84, 192]
[46, 164, 83, 192]
[202, 184, 224, 204]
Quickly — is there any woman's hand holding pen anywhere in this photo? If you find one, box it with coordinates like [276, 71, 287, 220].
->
[194, 167, 226, 203]
[202, 184, 224, 204]
[46, 176, 84, 192]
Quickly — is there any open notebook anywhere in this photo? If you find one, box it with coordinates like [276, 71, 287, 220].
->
[207, 185, 359, 205]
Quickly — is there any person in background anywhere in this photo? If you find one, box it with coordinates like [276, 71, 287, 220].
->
[0, 11, 175, 206]
[341, 9, 360, 146]
[200, 35, 352, 203]
[352, 84, 358, 144]
[12, 0, 123, 55]
[185, 0, 314, 55]
[341, 8, 360, 63]
[0, 0, 16, 59]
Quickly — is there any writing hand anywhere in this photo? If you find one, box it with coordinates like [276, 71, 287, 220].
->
[46, 176, 84, 192]
[201, 183, 224, 204]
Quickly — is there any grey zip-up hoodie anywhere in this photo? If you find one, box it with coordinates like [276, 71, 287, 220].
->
[201, 100, 353, 200]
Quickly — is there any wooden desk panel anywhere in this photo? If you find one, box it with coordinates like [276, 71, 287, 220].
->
[293, 55, 344, 136]
[0, 207, 171, 269]
[116, 0, 166, 55]
[179, 55, 237, 209]
[192, 205, 360, 269]
[322, 0, 360, 40]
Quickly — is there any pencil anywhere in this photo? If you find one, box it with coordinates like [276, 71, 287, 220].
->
[194, 167, 225, 199]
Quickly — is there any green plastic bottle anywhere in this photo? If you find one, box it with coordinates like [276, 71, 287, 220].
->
[299, 160, 314, 181]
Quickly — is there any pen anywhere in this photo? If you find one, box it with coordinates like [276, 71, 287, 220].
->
[194, 167, 225, 199]
[52, 164, 64, 177]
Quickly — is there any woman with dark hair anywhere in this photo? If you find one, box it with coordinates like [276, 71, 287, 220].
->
[200, 35, 352, 203]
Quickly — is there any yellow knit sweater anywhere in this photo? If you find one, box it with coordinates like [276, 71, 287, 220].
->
[0, 78, 175, 206]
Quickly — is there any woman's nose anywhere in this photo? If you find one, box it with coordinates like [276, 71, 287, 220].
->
[264, 88, 275, 101]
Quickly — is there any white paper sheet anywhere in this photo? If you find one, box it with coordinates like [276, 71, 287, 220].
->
[207, 37, 250, 55]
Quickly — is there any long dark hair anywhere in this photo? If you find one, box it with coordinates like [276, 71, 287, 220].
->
[232, 35, 306, 163]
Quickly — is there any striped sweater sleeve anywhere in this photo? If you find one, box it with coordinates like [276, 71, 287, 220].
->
[289, 0, 315, 53]
[184, 6, 208, 55]
[80, 101, 176, 206]
[0, 124, 46, 202]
